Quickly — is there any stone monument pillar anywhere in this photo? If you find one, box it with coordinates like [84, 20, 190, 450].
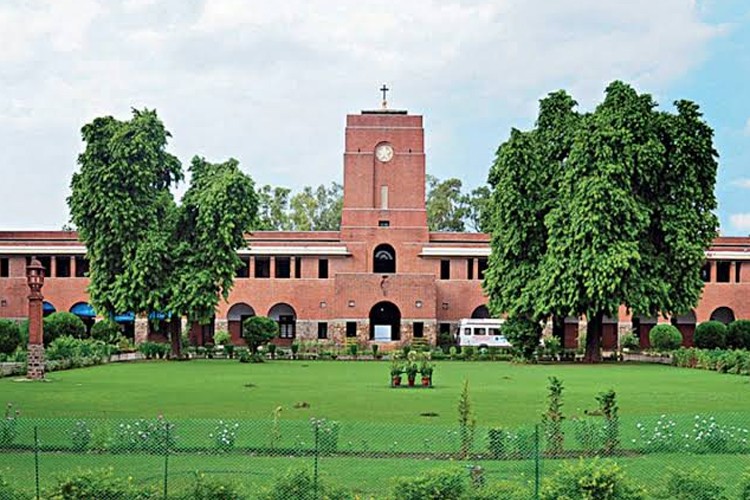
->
[26, 256, 46, 380]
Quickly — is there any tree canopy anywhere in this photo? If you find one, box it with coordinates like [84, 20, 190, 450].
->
[484, 81, 719, 362]
[69, 108, 258, 356]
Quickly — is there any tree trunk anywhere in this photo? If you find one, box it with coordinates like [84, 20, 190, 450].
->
[584, 311, 604, 363]
[169, 316, 182, 359]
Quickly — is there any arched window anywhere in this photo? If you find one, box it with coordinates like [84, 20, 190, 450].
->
[373, 244, 396, 273]
[710, 307, 735, 325]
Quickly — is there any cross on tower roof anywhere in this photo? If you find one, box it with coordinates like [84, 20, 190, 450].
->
[380, 84, 389, 109]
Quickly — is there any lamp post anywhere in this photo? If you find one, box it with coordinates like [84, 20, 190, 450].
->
[26, 257, 45, 380]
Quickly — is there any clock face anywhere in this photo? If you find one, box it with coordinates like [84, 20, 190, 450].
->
[375, 143, 394, 163]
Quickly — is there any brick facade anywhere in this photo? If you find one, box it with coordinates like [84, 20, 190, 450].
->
[0, 107, 748, 351]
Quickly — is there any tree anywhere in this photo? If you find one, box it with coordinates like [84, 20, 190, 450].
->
[288, 182, 342, 231]
[425, 175, 469, 231]
[256, 185, 292, 231]
[464, 185, 492, 232]
[69, 109, 258, 358]
[242, 316, 278, 353]
[485, 82, 718, 362]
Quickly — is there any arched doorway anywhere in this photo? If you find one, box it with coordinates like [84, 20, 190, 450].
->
[70, 302, 95, 335]
[671, 310, 696, 346]
[471, 305, 490, 319]
[370, 301, 401, 341]
[42, 301, 56, 317]
[228, 303, 255, 344]
[373, 244, 396, 273]
[710, 307, 735, 325]
[268, 303, 296, 342]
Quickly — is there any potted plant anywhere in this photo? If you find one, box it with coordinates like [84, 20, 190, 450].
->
[405, 362, 419, 387]
[420, 360, 433, 387]
[390, 360, 403, 387]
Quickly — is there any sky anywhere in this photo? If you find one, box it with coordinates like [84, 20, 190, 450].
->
[1, 0, 748, 234]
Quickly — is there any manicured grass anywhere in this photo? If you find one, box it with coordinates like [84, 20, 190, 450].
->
[2, 359, 749, 425]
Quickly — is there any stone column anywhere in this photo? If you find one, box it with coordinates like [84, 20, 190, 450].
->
[134, 318, 149, 344]
[26, 258, 45, 380]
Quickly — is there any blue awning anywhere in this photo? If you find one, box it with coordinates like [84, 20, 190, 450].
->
[113, 312, 135, 323]
[70, 302, 96, 318]
[42, 301, 56, 314]
[148, 311, 171, 321]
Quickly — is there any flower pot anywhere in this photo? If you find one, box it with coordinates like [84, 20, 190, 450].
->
[407, 375, 416, 387]
[421, 376, 431, 387]
[392, 376, 402, 387]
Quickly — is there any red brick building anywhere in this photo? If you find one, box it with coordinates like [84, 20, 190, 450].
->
[0, 107, 748, 350]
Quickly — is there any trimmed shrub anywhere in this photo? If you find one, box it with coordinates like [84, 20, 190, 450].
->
[242, 316, 278, 353]
[191, 472, 246, 500]
[43, 312, 86, 345]
[663, 467, 727, 500]
[0, 319, 21, 355]
[471, 480, 529, 500]
[259, 469, 350, 500]
[694, 321, 727, 349]
[541, 459, 645, 500]
[648, 324, 682, 351]
[503, 317, 542, 360]
[727, 320, 750, 350]
[391, 468, 466, 500]
[621, 333, 639, 351]
[90, 319, 121, 344]
[213, 330, 231, 346]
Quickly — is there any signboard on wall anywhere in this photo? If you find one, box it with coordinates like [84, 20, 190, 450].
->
[374, 325, 391, 341]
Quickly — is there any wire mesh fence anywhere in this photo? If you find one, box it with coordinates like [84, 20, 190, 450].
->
[1, 412, 750, 498]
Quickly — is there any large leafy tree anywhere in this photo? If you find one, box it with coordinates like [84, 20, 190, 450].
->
[69, 109, 258, 357]
[256, 185, 292, 231]
[425, 174, 470, 231]
[485, 82, 718, 362]
[289, 182, 343, 231]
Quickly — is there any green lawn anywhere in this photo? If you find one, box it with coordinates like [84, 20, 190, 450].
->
[2, 360, 750, 498]
[2, 359, 749, 424]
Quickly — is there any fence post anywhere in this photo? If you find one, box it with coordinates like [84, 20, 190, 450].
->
[313, 421, 320, 499]
[34, 425, 40, 500]
[534, 424, 540, 500]
[163, 421, 170, 500]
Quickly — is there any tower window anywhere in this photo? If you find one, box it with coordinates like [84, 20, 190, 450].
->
[318, 259, 329, 279]
[0, 258, 8, 277]
[373, 244, 396, 273]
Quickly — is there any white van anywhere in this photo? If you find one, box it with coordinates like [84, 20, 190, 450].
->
[457, 318, 511, 348]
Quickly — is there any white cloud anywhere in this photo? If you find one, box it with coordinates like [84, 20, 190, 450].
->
[732, 179, 750, 188]
[730, 214, 750, 232]
[0, 0, 729, 229]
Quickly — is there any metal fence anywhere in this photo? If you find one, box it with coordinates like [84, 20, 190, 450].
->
[1, 413, 750, 498]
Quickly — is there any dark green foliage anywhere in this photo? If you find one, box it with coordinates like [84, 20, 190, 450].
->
[46, 467, 156, 499]
[0, 319, 21, 355]
[648, 324, 683, 351]
[485, 82, 718, 363]
[663, 468, 727, 500]
[0, 471, 27, 500]
[457, 379, 476, 459]
[242, 316, 278, 353]
[90, 319, 121, 344]
[741, 469, 750, 500]
[43, 312, 86, 345]
[541, 459, 645, 500]
[426, 175, 470, 231]
[391, 468, 466, 500]
[597, 389, 619, 455]
[694, 321, 727, 349]
[503, 317, 542, 360]
[727, 320, 750, 350]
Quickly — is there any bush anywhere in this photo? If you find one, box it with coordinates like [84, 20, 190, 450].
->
[191, 472, 246, 500]
[213, 330, 231, 346]
[259, 469, 350, 500]
[90, 319, 121, 344]
[621, 333, 639, 351]
[46, 336, 111, 362]
[471, 480, 529, 500]
[43, 312, 86, 345]
[46, 467, 156, 499]
[694, 321, 727, 349]
[663, 467, 727, 500]
[0, 319, 21, 355]
[741, 468, 750, 500]
[541, 459, 644, 500]
[648, 324, 682, 351]
[727, 320, 750, 350]
[391, 468, 466, 500]
[0, 471, 27, 500]
[242, 316, 278, 353]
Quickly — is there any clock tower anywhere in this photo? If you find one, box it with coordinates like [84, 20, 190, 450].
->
[340, 106, 428, 242]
